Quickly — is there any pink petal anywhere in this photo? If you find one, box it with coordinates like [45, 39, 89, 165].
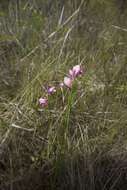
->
[72, 65, 83, 77]
[59, 82, 64, 87]
[39, 97, 48, 107]
[69, 69, 74, 77]
[64, 77, 73, 88]
[47, 86, 56, 95]
[73, 65, 80, 71]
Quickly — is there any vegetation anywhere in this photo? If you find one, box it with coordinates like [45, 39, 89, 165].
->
[0, 0, 127, 189]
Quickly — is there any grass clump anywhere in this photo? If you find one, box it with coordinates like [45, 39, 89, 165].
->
[1, 0, 127, 189]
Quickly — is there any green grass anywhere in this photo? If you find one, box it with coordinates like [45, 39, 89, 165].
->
[0, 0, 127, 189]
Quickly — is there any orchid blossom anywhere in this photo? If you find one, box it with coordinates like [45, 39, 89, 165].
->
[47, 86, 56, 95]
[39, 97, 48, 107]
[43, 85, 56, 95]
[64, 77, 73, 88]
[59, 82, 64, 88]
[69, 65, 83, 79]
[39, 64, 84, 108]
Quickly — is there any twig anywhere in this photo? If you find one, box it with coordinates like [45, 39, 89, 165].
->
[11, 123, 34, 132]
[112, 25, 127, 32]
[0, 128, 11, 145]
[58, 6, 65, 26]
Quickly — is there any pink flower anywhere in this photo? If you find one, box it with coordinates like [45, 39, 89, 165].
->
[69, 69, 74, 78]
[43, 85, 56, 95]
[73, 65, 83, 76]
[47, 86, 56, 95]
[69, 65, 83, 79]
[64, 77, 73, 88]
[39, 97, 48, 107]
[59, 82, 64, 88]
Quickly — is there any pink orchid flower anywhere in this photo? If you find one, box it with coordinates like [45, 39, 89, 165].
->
[64, 77, 73, 88]
[73, 65, 83, 76]
[59, 82, 64, 88]
[39, 97, 48, 107]
[69, 69, 74, 78]
[47, 86, 56, 95]
[69, 65, 83, 79]
[43, 85, 56, 95]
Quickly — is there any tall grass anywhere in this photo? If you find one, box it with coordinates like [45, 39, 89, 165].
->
[0, 0, 127, 189]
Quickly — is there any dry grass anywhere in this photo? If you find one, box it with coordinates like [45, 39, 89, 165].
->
[0, 0, 127, 189]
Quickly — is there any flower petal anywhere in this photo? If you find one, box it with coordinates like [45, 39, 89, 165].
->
[64, 77, 73, 88]
[59, 82, 64, 88]
[47, 86, 56, 95]
[39, 97, 48, 107]
[72, 65, 83, 77]
[69, 69, 74, 78]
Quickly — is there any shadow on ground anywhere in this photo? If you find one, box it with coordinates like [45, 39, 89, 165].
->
[1, 153, 127, 190]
